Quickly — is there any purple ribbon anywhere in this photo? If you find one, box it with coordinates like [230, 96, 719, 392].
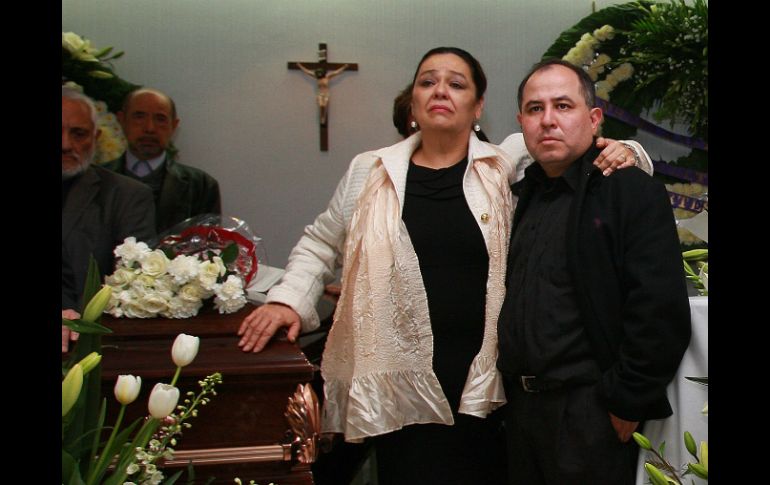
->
[653, 160, 708, 185]
[668, 192, 707, 213]
[597, 99, 708, 151]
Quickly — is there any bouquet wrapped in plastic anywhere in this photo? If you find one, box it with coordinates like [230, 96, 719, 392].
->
[104, 214, 265, 318]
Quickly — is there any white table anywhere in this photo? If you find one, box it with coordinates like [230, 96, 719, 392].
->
[635, 296, 708, 484]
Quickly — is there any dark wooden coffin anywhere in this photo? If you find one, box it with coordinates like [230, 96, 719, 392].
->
[99, 303, 317, 484]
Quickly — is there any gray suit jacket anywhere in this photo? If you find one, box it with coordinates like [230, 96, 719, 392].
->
[62, 165, 156, 310]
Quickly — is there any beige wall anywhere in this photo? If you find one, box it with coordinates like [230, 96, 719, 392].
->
[64, 0, 672, 266]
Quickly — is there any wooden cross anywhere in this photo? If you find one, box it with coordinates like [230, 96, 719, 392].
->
[288, 43, 358, 151]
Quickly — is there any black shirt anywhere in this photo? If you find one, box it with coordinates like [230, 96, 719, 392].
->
[401, 157, 489, 410]
[497, 159, 600, 383]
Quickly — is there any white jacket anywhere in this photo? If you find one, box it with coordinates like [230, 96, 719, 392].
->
[266, 132, 650, 331]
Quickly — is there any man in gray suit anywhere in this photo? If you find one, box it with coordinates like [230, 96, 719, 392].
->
[62, 87, 156, 352]
[105, 88, 221, 234]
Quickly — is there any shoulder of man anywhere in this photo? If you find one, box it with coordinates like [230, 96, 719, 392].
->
[90, 164, 154, 198]
[101, 153, 127, 173]
[165, 157, 218, 184]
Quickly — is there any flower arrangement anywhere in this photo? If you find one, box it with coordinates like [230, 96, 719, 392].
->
[104, 236, 248, 318]
[543, 1, 708, 248]
[542, 0, 708, 141]
[561, 24, 635, 102]
[62, 31, 184, 162]
[634, 429, 708, 484]
[62, 271, 223, 485]
[683, 248, 708, 296]
[62, 31, 139, 114]
[619, 0, 708, 139]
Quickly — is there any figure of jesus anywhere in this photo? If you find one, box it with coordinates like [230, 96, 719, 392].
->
[296, 63, 349, 126]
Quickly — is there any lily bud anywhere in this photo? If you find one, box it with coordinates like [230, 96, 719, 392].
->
[632, 432, 652, 450]
[62, 364, 84, 416]
[687, 462, 708, 480]
[148, 383, 180, 419]
[699, 441, 708, 471]
[683, 431, 697, 458]
[114, 375, 142, 405]
[88, 70, 114, 79]
[644, 463, 670, 485]
[82, 285, 113, 322]
[172, 334, 200, 367]
[77, 352, 102, 374]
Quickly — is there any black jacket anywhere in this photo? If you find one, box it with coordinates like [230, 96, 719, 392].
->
[105, 153, 221, 234]
[511, 146, 691, 421]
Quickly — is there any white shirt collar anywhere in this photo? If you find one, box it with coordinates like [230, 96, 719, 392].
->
[125, 150, 166, 176]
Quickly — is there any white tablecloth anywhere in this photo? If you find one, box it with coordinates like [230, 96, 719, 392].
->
[635, 296, 708, 484]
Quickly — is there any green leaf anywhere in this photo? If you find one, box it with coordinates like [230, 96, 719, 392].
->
[87, 399, 108, 474]
[63, 449, 82, 485]
[220, 242, 239, 265]
[62, 318, 113, 334]
[63, 256, 104, 476]
[685, 376, 708, 386]
[162, 470, 185, 484]
[91, 46, 113, 58]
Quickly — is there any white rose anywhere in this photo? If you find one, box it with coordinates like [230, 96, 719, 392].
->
[105, 267, 137, 288]
[178, 282, 205, 303]
[62, 32, 85, 53]
[140, 250, 170, 278]
[139, 294, 170, 315]
[131, 274, 157, 294]
[122, 300, 154, 319]
[198, 257, 226, 291]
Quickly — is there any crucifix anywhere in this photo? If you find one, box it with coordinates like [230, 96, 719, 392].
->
[288, 43, 358, 151]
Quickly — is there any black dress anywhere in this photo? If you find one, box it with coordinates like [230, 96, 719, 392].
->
[371, 158, 508, 485]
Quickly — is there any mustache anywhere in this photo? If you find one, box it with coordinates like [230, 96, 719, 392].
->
[136, 136, 161, 144]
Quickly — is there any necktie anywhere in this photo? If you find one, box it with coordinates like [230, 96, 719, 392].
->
[132, 160, 153, 177]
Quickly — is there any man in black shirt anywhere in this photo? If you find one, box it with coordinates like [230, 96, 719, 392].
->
[496, 60, 691, 484]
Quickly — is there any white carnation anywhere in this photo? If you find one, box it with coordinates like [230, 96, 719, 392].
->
[114, 237, 151, 266]
[214, 292, 247, 314]
[163, 296, 203, 319]
[215, 274, 245, 300]
[167, 255, 200, 284]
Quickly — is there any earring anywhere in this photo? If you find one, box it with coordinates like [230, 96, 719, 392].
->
[410, 120, 419, 130]
[473, 121, 481, 132]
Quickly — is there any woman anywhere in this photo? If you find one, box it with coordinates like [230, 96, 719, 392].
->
[238, 47, 648, 484]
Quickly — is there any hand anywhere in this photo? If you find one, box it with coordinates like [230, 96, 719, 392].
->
[323, 284, 341, 303]
[593, 137, 636, 176]
[237, 303, 301, 353]
[62, 309, 80, 353]
[608, 412, 639, 443]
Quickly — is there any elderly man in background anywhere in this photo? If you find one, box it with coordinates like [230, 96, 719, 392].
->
[62, 86, 156, 352]
[105, 87, 221, 234]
